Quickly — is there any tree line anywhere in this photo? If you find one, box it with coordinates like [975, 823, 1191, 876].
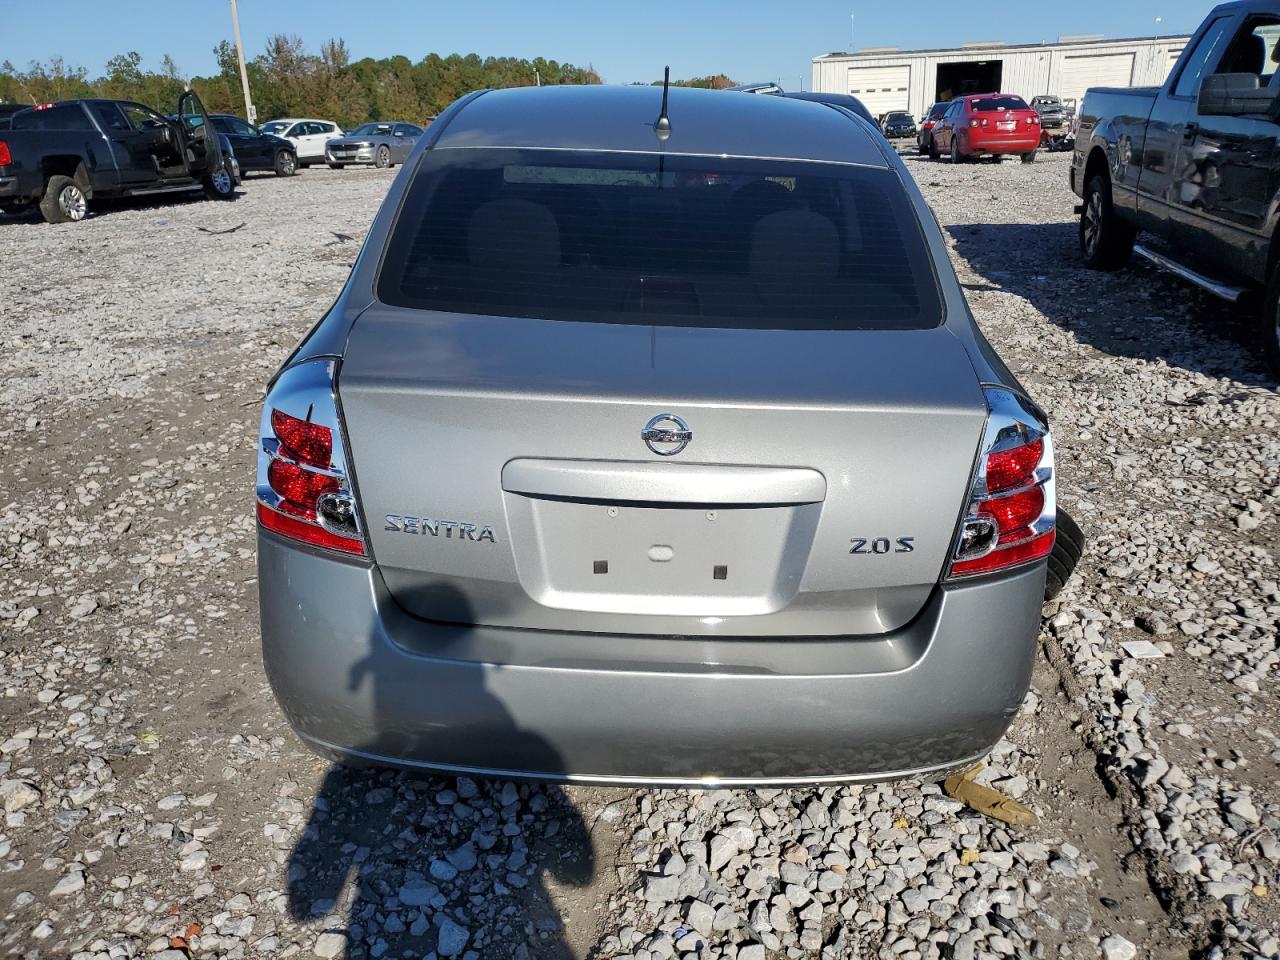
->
[0, 36, 606, 128]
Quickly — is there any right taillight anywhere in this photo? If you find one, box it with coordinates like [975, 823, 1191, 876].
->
[947, 386, 1055, 579]
[256, 359, 366, 557]
[0, 141, 11, 167]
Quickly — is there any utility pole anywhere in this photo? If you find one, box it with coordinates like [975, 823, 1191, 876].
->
[229, 0, 255, 122]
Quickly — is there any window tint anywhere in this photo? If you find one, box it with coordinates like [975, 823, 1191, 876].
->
[927, 103, 949, 119]
[231, 118, 258, 136]
[377, 148, 941, 332]
[970, 96, 1029, 111]
[91, 103, 130, 133]
[1216, 16, 1280, 83]
[1174, 16, 1234, 97]
[12, 104, 94, 131]
[394, 124, 423, 137]
[285, 123, 304, 137]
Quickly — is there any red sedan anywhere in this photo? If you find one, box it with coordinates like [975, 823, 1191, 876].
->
[929, 93, 1041, 163]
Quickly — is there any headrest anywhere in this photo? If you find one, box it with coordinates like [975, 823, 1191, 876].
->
[467, 199, 560, 272]
[749, 209, 840, 285]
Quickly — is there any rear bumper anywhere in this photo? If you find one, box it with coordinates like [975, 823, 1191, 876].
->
[962, 133, 1040, 155]
[258, 532, 1044, 785]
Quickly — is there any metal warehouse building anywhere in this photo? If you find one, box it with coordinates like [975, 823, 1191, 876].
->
[812, 34, 1191, 119]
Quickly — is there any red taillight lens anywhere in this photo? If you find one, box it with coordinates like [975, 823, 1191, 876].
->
[271, 408, 332, 467]
[986, 438, 1043, 493]
[0, 141, 11, 167]
[257, 503, 365, 555]
[267, 458, 339, 519]
[950, 529, 1055, 577]
[983, 486, 1044, 534]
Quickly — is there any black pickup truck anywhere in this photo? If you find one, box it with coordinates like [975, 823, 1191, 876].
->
[0, 89, 236, 223]
[1071, 0, 1280, 374]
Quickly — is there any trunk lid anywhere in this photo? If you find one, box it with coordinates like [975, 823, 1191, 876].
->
[338, 306, 987, 637]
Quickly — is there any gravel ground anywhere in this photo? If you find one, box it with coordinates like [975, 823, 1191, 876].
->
[0, 153, 1277, 960]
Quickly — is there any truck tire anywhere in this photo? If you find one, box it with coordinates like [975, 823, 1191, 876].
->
[274, 150, 297, 177]
[39, 175, 89, 224]
[203, 162, 236, 200]
[1262, 265, 1280, 378]
[1044, 508, 1085, 602]
[1080, 173, 1135, 271]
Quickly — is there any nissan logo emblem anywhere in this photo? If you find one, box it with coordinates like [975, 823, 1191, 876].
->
[642, 414, 692, 456]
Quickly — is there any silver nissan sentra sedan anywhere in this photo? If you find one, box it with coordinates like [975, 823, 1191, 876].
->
[256, 84, 1067, 786]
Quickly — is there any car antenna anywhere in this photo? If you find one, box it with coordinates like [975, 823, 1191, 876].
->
[655, 65, 672, 141]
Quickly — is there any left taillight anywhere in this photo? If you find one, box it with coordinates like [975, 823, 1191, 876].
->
[256, 359, 366, 557]
[946, 386, 1055, 580]
[0, 141, 12, 167]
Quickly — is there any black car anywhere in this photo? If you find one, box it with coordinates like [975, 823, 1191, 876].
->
[881, 111, 917, 139]
[917, 102, 950, 155]
[778, 91, 877, 128]
[208, 114, 297, 176]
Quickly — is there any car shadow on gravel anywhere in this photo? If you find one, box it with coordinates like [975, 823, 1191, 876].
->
[946, 222, 1276, 388]
[284, 598, 596, 960]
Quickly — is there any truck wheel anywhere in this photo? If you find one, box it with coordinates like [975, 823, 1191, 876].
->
[1021, 150, 1037, 163]
[1262, 266, 1280, 378]
[1044, 508, 1085, 602]
[274, 150, 297, 177]
[1080, 174, 1135, 271]
[39, 175, 89, 224]
[203, 163, 236, 200]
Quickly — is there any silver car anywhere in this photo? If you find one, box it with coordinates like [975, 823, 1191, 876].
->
[324, 121, 423, 169]
[257, 86, 1072, 786]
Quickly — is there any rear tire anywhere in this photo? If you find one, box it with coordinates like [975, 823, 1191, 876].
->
[929, 137, 940, 160]
[917, 136, 929, 155]
[274, 150, 297, 177]
[39, 175, 88, 224]
[1044, 508, 1085, 602]
[328, 162, 346, 170]
[1080, 173, 1135, 271]
[1021, 150, 1037, 163]
[950, 138, 963, 164]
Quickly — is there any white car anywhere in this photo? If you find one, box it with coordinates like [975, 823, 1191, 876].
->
[258, 118, 344, 167]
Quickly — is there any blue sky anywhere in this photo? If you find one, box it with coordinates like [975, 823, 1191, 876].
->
[4, 0, 1208, 86]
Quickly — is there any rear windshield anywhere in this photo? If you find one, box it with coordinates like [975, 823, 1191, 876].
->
[971, 96, 1029, 111]
[928, 103, 949, 118]
[377, 148, 941, 331]
[11, 104, 94, 131]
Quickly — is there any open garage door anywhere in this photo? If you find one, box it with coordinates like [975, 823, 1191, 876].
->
[847, 65, 910, 116]
[1060, 52, 1135, 104]
[935, 60, 1003, 102]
